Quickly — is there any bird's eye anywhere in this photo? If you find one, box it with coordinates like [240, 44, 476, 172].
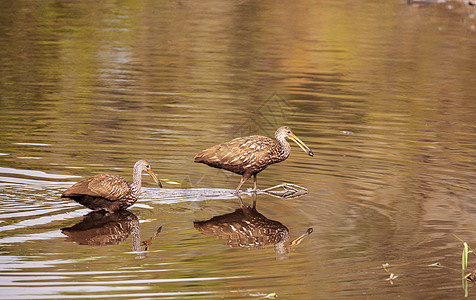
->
[287, 131, 291, 134]
[146, 165, 150, 168]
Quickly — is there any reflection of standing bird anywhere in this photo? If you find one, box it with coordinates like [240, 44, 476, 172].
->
[194, 126, 313, 194]
[194, 195, 313, 254]
[62, 160, 161, 212]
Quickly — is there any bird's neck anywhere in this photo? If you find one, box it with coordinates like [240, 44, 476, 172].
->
[273, 230, 291, 255]
[130, 167, 142, 197]
[275, 133, 291, 158]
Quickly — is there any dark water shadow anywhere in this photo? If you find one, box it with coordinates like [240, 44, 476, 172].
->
[194, 193, 313, 256]
[61, 210, 161, 258]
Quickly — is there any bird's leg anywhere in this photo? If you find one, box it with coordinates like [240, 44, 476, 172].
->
[253, 174, 257, 192]
[252, 191, 257, 209]
[234, 174, 250, 195]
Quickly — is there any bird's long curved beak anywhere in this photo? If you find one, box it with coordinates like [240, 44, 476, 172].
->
[289, 133, 314, 157]
[290, 228, 313, 248]
[147, 169, 162, 188]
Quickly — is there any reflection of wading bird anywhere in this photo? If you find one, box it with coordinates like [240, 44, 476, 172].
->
[62, 210, 162, 257]
[62, 160, 161, 212]
[194, 194, 313, 255]
[194, 126, 314, 194]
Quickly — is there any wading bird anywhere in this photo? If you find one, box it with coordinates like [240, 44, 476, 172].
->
[62, 160, 161, 212]
[194, 126, 313, 194]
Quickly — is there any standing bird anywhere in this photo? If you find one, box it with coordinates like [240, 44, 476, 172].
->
[194, 126, 313, 194]
[62, 160, 161, 212]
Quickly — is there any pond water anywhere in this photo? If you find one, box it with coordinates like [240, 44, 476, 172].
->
[1, 0, 476, 298]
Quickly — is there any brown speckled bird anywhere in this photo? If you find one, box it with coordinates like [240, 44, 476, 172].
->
[61, 160, 161, 212]
[194, 126, 313, 194]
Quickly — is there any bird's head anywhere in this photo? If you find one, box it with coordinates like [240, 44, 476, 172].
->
[136, 160, 162, 187]
[276, 126, 314, 157]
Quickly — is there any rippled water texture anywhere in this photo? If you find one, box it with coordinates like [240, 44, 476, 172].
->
[1, 0, 476, 299]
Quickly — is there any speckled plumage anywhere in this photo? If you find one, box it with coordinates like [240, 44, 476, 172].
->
[194, 205, 290, 251]
[61, 210, 139, 246]
[194, 194, 313, 254]
[194, 126, 313, 194]
[194, 135, 288, 175]
[62, 160, 161, 212]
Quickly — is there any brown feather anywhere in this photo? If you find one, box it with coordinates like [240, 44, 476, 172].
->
[194, 206, 289, 250]
[62, 174, 131, 201]
[194, 135, 283, 176]
[61, 160, 161, 212]
[61, 210, 138, 246]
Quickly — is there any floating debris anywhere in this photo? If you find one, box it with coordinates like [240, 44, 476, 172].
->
[386, 273, 398, 283]
[263, 292, 278, 298]
[465, 270, 476, 283]
[340, 130, 354, 135]
[382, 263, 398, 285]
[428, 262, 441, 267]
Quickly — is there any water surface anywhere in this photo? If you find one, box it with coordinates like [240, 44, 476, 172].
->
[1, 0, 476, 298]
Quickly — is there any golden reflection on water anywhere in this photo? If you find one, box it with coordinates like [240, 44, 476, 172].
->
[0, 0, 476, 298]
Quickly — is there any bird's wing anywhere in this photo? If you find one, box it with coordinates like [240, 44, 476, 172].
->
[62, 174, 131, 201]
[195, 135, 275, 168]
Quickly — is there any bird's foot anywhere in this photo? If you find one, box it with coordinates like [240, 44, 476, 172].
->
[261, 183, 307, 192]
[260, 183, 308, 199]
